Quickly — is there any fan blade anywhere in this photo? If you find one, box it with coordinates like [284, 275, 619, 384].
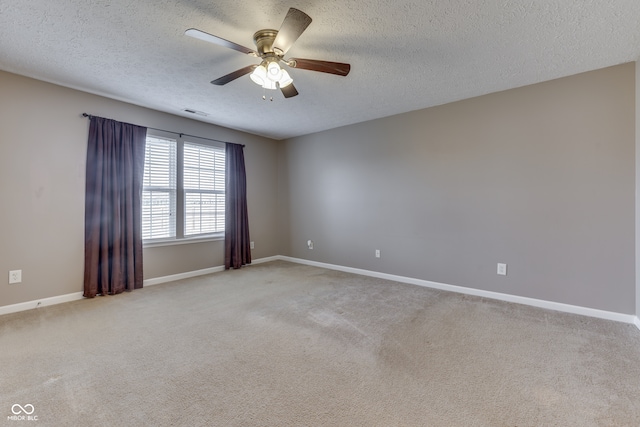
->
[211, 65, 258, 85]
[288, 58, 351, 76]
[272, 8, 312, 55]
[280, 83, 299, 98]
[185, 28, 257, 56]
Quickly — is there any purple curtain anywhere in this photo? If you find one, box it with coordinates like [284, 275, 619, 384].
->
[225, 143, 251, 269]
[83, 116, 147, 298]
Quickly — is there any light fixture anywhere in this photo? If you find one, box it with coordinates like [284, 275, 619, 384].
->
[250, 59, 293, 90]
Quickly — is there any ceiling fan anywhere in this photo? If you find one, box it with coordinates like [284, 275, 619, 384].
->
[185, 7, 351, 99]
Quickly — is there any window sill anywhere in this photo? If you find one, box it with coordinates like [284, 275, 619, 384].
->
[143, 234, 224, 248]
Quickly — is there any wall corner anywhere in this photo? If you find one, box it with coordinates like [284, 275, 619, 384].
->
[635, 58, 640, 320]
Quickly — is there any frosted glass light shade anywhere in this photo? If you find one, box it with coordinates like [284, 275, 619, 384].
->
[250, 65, 267, 86]
[278, 70, 293, 88]
[267, 61, 283, 82]
[263, 79, 277, 90]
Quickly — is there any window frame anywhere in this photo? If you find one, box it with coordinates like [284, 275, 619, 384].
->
[142, 131, 226, 247]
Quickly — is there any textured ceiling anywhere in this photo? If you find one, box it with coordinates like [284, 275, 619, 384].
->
[1, 1, 640, 140]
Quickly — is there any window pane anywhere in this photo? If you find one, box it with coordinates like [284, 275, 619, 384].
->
[185, 192, 225, 235]
[142, 190, 176, 240]
[144, 136, 177, 189]
[143, 136, 177, 240]
[184, 143, 225, 191]
[184, 142, 225, 237]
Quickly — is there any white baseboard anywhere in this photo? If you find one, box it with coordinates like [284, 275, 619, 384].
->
[142, 256, 279, 287]
[278, 256, 639, 327]
[143, 265, 226, 286]
[3, 256, 639, 331]
[0, 292, 84, 316]
[251, 256, 281, 265]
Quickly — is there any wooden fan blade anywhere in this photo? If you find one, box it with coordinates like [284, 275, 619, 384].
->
[272, 8, 312, 55]
[211, 65, 258, 85]
[185, 29, 257, 56]
[280, 83, 299, 98]
[288, 58, 351, 76]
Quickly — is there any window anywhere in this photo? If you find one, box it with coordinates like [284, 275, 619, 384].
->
[184, 142, 225, 236]
[142, 136, 176, 240]
[142, 134, 225, 243]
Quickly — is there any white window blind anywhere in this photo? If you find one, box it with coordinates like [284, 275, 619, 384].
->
[142, 136, 177, 240]
[184, 142, 225, 236]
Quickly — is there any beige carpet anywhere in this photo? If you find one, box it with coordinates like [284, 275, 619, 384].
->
[1, 261, 640, 426]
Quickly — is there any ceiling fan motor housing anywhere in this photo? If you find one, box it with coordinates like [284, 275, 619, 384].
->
[253, 29, 279, 56]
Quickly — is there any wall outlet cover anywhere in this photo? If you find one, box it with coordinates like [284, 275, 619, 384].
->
[497, 263, 507, 276]
[9, 270, 22, 284]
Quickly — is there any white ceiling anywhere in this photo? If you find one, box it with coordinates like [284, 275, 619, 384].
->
[1, 1, 640, 140]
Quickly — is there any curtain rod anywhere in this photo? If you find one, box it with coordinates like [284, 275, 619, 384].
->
[81, 113, 244, 147]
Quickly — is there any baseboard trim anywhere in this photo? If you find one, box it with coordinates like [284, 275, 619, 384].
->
[143, 256, 279, 287]
[251, 256, 281, 265]
[0, 292, 84, 316]
[143, 266, 226, 287]
[278, 256, 638, 326]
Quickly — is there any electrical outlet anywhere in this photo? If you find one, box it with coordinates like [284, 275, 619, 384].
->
[250, 241, 255, 250]
[497, 263, 507, 276]
[9, 270, 22, 284]
[375, 249, 380, 258]
[307, 240, 314, 250]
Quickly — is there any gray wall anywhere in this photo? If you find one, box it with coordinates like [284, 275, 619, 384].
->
[281, 63, 635, 314]
[636, 60, 640, 319]
[0, 70, 280, 307]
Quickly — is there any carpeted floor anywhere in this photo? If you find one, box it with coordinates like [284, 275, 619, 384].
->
[1, 260, 640, 426]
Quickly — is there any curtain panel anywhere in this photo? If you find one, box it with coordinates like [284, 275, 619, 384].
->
[83, 116, 147, 297]
[224, 143, 251, 269]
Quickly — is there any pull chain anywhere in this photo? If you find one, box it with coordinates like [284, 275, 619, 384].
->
[261, 87, 274, 102]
